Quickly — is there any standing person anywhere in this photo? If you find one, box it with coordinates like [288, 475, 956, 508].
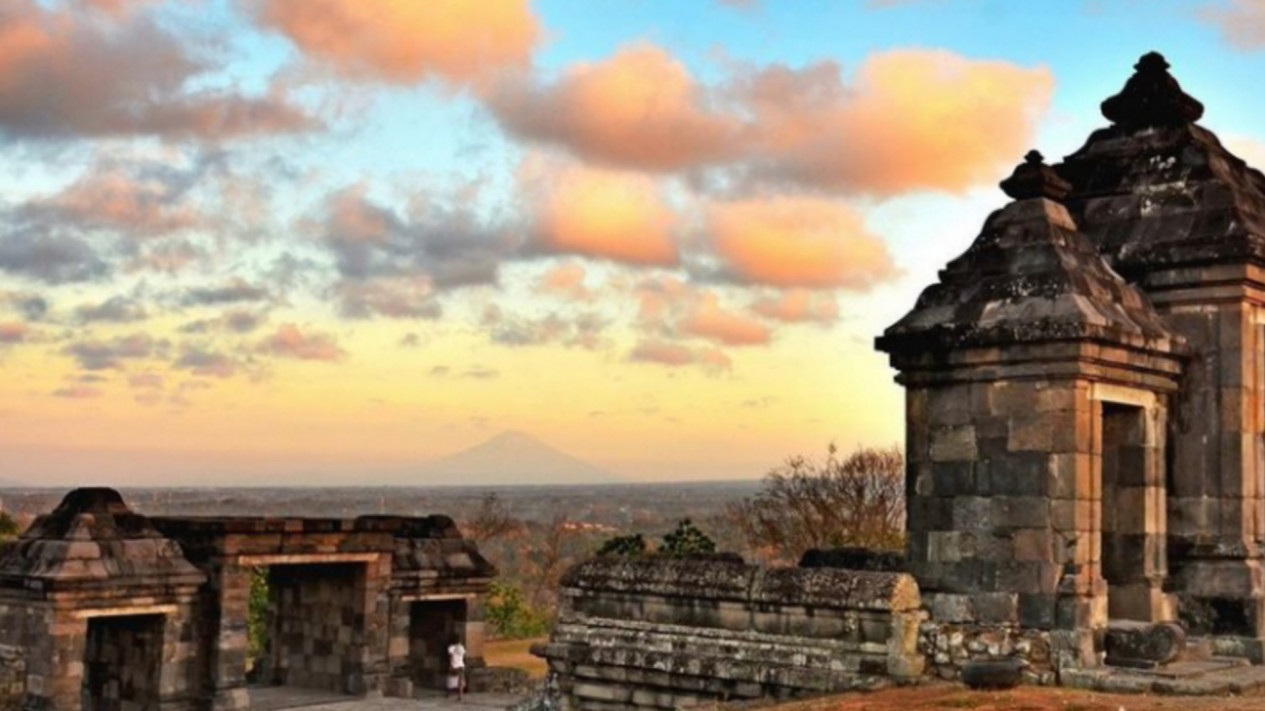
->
[447, 634, 467, 701]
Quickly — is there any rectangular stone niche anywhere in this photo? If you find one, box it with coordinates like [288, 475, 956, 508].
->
[82, 614, 165, 711]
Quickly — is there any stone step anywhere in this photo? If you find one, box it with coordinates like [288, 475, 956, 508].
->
[1063, 662, 1265, 696]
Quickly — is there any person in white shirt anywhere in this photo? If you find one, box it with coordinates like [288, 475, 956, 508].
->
[447, 634, 467, 701]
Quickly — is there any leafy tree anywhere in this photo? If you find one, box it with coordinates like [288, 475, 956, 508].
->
[0, 511, 19, 541]
[596, 533, 647, 558]
[246, 567, 269, 672]
[728, 444, 905, 563]
[660, 519, 716, 556]
[485, 581, 552, 639]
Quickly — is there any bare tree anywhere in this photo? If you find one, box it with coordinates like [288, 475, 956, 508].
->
[525, 509, 578, 609]
[729, 444, 905, 564]
[461, 493, 521, 541]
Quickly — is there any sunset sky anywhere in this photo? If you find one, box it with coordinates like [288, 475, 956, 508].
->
[2, 0, 1265, 486]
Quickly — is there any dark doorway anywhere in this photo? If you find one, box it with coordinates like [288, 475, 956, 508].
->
[82, 614, 164, 711]
[1101, 402, 1163, 621]
[408, 599, 467, 690]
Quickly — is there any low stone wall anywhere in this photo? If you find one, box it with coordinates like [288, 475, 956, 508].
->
[538, 557, 925, 711]
[918, 622, 1062, 685]
[0, 646, 24, 711]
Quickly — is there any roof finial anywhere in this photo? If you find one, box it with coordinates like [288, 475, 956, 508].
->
[1101, 51, 1204, 129]
[1000, 150, 1071, 201]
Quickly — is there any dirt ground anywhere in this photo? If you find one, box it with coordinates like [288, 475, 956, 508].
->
[482, 637, 549, 679]
[777, 683, 1265, 711]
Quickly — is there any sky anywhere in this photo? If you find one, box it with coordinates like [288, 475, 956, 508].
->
[2, 0, 1265, 486]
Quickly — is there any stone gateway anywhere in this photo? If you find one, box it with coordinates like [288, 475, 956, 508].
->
[0, 488, 513, 711]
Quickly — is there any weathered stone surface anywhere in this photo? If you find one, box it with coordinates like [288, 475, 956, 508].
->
[543, 557, 926, 710]
[1103, 621, 1186, 669]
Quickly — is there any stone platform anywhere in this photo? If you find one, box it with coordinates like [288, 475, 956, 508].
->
[1063, 661, 1265, 696]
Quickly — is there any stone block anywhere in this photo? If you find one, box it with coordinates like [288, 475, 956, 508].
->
[932, 425, 977, 462]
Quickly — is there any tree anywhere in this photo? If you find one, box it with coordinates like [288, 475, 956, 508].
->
[485, 581, 551, 639]
[596, 533, 647, 558]
[246, 567, 269, 673]
[729, 444, 904, 563]
[462, 493, 520, 541]
[0, 511, 19, 542]
[660, 519, 716, 556]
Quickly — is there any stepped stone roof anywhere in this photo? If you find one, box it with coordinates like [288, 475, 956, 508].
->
[0, 488, 205, 593]
[1059, 52, 1265, 275]
[877, 151, 1180, 357]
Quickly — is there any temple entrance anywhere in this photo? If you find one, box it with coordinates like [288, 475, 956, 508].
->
[1100, 402, 1166, 622]
[82, 614, 164, 711]
[408, 599, 468, 691]
[247, 562, 368, 709]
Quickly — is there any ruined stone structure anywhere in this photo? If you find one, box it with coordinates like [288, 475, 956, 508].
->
[0, 489, 500, 711]
[538, 53, 1265, 709]
[539, 557, 924, 710]
[877, 50, 1265, 659]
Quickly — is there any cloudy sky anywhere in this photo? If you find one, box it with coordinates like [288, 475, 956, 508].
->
[2, 0, 1264, 486]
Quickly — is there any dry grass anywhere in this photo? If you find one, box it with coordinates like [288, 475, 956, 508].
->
[484, 637, 549, 679]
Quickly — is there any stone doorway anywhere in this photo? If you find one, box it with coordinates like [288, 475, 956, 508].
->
[1100, 402, 1168, 622]
[408, 599, 468, 690]
[82, 614, 165, 711]
[252, 562, 368, 698]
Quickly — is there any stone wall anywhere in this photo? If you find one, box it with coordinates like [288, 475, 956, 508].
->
[267, 563, 367, 694]
[538, 557, 924, 711]
[0, 646, 23, 711]
[918, 622, 1061, 685]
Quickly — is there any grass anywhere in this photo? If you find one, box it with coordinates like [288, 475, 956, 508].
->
[484, 636, 549, 679]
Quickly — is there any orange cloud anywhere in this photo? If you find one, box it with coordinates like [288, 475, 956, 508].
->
[737, 50, 1054, 193]
[491, 43, 742, 170]
[751, 289, 840, 324]
[0, 321, 26, 343]
[493, 45, 1051, 194]
[538, 262, 593, 300]
[526, 159, 679, 266]
[77, 0, 162, 16]
[679, 292, 772, 346]
[0, 0, 316, 139]
[36, 169, 200, 237]
[708, 197, 896, 289]
[259, 323, 346, 362]
[630, 339, 731, 371]
[253, 0, 540, 87]
[1200, 0, 1265, 50]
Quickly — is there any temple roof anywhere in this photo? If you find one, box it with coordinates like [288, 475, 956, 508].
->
[877, 153, 1180, 357]
[0, 488, 205, 593]
[1059, 52, 1265, 274]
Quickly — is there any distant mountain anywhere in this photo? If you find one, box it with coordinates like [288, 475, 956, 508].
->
[408, 430, 623, 486]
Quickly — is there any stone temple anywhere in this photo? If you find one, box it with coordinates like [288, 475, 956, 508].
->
[530, 53, 1265, 710]
[0, 488, 515, 711]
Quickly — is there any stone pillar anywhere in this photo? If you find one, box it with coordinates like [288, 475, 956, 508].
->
[40, 609, 85, 711]
[1151, 285, 1265, 638]
[384, 594, 414, 699]
[351, 555, 391, 697]
[158, 605, 201, 711]
[205, 560, 251, 711]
